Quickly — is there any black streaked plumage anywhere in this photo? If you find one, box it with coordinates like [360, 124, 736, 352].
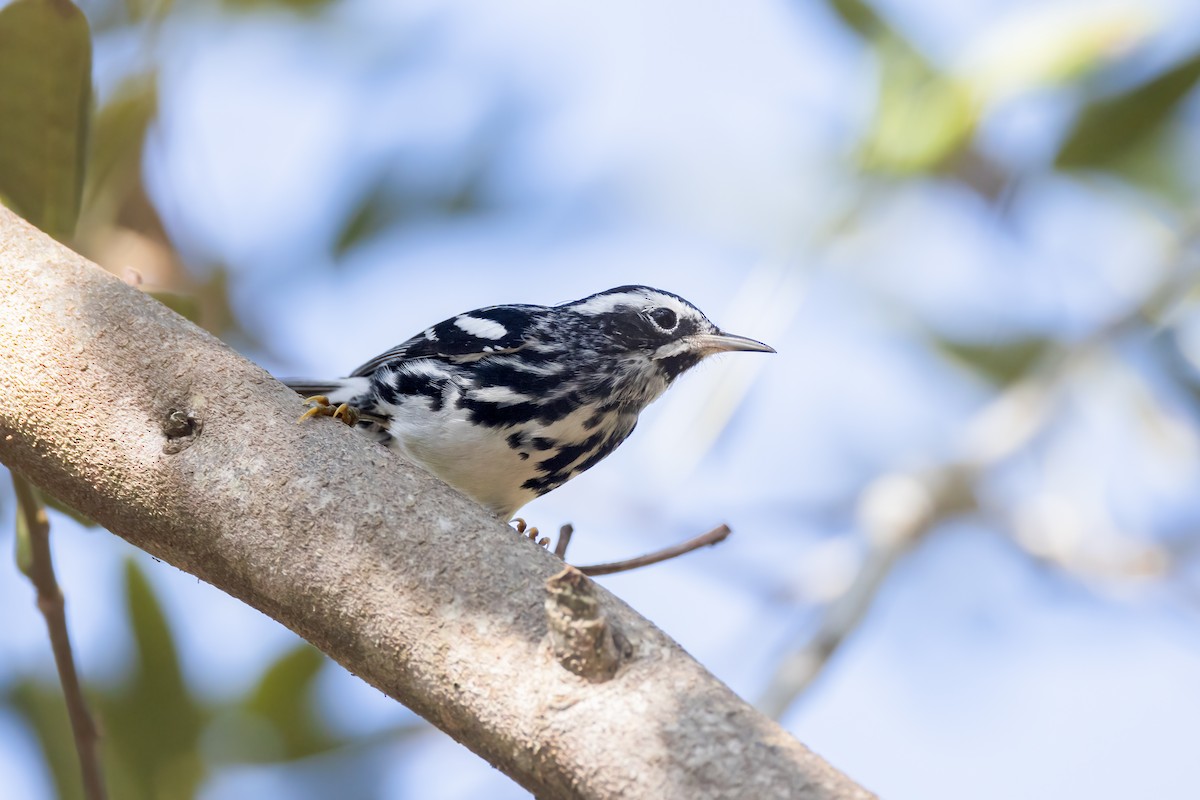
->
[286, 285, 774, 518]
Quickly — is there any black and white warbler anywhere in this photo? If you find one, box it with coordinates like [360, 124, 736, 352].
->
[287, 285, 774, 519]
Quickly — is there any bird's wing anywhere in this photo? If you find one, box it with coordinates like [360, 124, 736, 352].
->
[350, 304, 543, 377]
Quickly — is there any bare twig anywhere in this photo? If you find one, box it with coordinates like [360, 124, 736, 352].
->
[757, 547, 901, 718]
[554, 523, 574, 559]
[11, 473, 107, 800]
[577, 525, 732, 577]
[758, 384, 1055, 717]
[758, 469, 973, 718]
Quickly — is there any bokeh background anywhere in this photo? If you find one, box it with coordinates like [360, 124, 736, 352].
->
[4, 0, 1200, 797]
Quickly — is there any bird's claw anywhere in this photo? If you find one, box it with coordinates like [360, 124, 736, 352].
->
[298, 395, 360, 426]
[512, 518, 550, 548]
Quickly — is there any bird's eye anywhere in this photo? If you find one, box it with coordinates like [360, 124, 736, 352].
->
[648, 307, 678, 330]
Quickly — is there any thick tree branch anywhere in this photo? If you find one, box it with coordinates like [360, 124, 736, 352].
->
[0, 207, 871, 799]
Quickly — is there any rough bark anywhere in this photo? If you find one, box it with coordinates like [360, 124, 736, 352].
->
[0, 206, 873, 799]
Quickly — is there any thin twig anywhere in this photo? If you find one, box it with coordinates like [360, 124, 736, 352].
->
[554, 523, 574, 560]
[12, 474, 108, 800]
[753, 470, 960, 719]
[577, 525, 732, 576]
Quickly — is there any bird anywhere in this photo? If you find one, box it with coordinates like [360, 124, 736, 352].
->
[286, 285, 774, 520]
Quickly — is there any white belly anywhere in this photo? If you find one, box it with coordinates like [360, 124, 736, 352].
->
[386, 402, 536, 518]
[358, 357, 642, 519]
[379, 395, 624, 520]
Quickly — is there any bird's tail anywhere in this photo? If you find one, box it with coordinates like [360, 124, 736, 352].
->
[284, 377, 385, 425]
[281, 376, 372, 403]
[281, 379, 342, 398]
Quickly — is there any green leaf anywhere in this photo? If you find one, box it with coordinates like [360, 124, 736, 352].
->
[121, 560, 203, 732]
[335, 180, 393, 257]
[123, 0, 173, 23]
[1154, 327, 1200, 413]
[220, 0, 337, 14]
[101, 559, 206, 800]
[826, 0, 976, 175]
[935, 337, 1051, 386]
[84, 75, 156, 209]
[858, 39, 976, 174]
[7, 680, 87, 800]
[1056, 50, 1200, 169]
[241, 644, 336, 760]
[333, 177, 409, 257]
[961, 8, 1152, 103]
[41, 489, 99, 527]
[10, 561, 210, 800]
[825, 0, 888, 40]
[148, 290, 202, 323]
[0, 0, 92, 241]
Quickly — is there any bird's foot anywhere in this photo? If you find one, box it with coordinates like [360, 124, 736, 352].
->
[298, 395, 360, 426]
[512, 518, 550, 548]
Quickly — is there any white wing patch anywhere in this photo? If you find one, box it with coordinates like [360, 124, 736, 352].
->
[454, 315, 508, 340]
[469, 385, 533, 405]
[395, 359, 448, 380]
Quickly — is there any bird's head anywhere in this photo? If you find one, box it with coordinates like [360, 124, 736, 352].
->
[558, 285, 774, 404]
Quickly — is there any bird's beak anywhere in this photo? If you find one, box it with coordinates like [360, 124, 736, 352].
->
[692, 332, 776, 355]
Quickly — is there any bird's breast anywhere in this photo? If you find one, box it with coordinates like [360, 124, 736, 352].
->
[374, 378, 637, 518]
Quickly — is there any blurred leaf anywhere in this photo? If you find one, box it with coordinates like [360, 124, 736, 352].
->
[78, 76, 175, 259]
[823, 0, 977, 174]
[962, 7, 1151, 103]
[859, 39, 976, 174]
[123, 0, 173, 22]
[1056, 50, 1200, 169]
[42, 490, 99, 528]
[75, 74, 199, 333]
[194, 266, 243, 337]
[220, 0, 338, 14]
[76, 75, 245, 352]
[7, 555, 414, 800]
[935, 337, 1050, 386]
[8, 680, 87, 800]
[1154, 326, 1200, 412]
[1088, 131, 1194, 204]
[100, 559, 206, 800]
[78, 79, 235, 335]
[334, 167, 486, 257]
[335, 179, 400, 257]
[0, 0, 92, 241]
[149, 290, 202, 323]
[824, 0, 888, 40]
[241, 644, 335, 760]
[125, 562, 203, 726]
[84, 75, 157, 211]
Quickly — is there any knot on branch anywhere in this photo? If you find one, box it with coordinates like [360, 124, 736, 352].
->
[161, 408, 201, 454]
[544, 565, 624, 682]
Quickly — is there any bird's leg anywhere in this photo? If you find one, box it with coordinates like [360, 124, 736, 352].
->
[512, 518, 550, 548]
[298, 395, 360, 426]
